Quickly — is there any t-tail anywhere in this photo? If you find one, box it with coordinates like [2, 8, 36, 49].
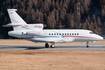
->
[3, 9, 44, 30]
[3, 9, 28, 30]
[8, 9, 27, 24]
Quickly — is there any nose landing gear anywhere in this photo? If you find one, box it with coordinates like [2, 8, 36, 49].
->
[86, 41, 89, 48]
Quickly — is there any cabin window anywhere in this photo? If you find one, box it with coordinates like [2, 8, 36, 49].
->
[77, 33, 79, 35]
[72, 33, 74, 35]
[75, 33, 76, 35]
[52, 33, 53, 35]
[59, 33, 61, 35]
[70, 33, 71, 35]
[67, 33, 69, 35]
[62, 33, 64, 35]
[49, 33, 51, 35]
[54, 33, 56, 35]
[57, 33, 58, 35]
[65, 33, 66, 35]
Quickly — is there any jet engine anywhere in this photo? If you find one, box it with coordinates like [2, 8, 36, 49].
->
[22, 30, 43, 36]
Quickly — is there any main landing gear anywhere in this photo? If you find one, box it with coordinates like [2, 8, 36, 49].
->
[45, 43, 55, 48]
[86, 41, 89, 48]
[45, 43, 49, 48]
[51, 43, 55, 48]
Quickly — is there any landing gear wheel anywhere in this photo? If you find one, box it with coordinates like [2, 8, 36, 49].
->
[45, 43, 49, 48]
[86, 45, 89, 48]
[51, 43, 55, 48]
[51, 45, 55, 48]
[86, 41, 89, 48]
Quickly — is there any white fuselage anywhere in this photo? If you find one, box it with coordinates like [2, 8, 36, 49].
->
[8, 29, 103, 43]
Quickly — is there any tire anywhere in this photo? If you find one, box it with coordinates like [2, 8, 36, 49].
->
[45, 43, 49, 48]
[51, 45, 55, 48]
[86, 45, 89, 48]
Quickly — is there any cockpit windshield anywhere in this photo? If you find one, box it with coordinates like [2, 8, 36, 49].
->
[90, 32, 95, 34]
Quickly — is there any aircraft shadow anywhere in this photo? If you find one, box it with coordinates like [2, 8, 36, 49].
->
[0, 46, 44, 50]
[17, 46, 45, 50]
[55, 46, 104, 48]
[0, 45, 104, 50]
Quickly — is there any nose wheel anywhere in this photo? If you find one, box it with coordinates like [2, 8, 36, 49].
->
[86, 45, 89, 48]
[86, 41, 89, 48]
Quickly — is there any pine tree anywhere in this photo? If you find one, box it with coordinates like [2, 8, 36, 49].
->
[93, 14, 96, 21]
[81, 6, 84, 15]
[97, 16, 101, 27]
[32, 15, 35, 22]
[90, 21, 94, 31]
[79, 23, 83, 29]
[88, 15, 90, 21]
[101, 9, 105, 20]
[55, 10, 59, 25]
[83, 22, 86, 29]
[69, 18, 74, 29]
[59, 21, 62, 29]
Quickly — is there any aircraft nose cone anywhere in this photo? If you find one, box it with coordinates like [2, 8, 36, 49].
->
[99, 36, 103, 40]
[96, 35, 104, 40]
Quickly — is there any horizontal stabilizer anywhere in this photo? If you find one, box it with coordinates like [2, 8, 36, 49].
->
[7, 9, 17, 12]
[2, 23, 24, 27]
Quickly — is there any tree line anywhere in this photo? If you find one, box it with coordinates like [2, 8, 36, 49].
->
[0, 0, 105, 38]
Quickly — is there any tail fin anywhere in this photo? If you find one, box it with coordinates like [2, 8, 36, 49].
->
[7, 9, 27, 30]
[7, 9, 27, 24]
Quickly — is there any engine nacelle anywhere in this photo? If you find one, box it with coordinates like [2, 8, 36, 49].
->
[8, 31, 33, 38]
[22, 30, 43, 36]
[22, 32, 27, 35]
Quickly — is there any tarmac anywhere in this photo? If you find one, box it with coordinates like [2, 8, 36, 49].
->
[0, 43, 105, 50]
